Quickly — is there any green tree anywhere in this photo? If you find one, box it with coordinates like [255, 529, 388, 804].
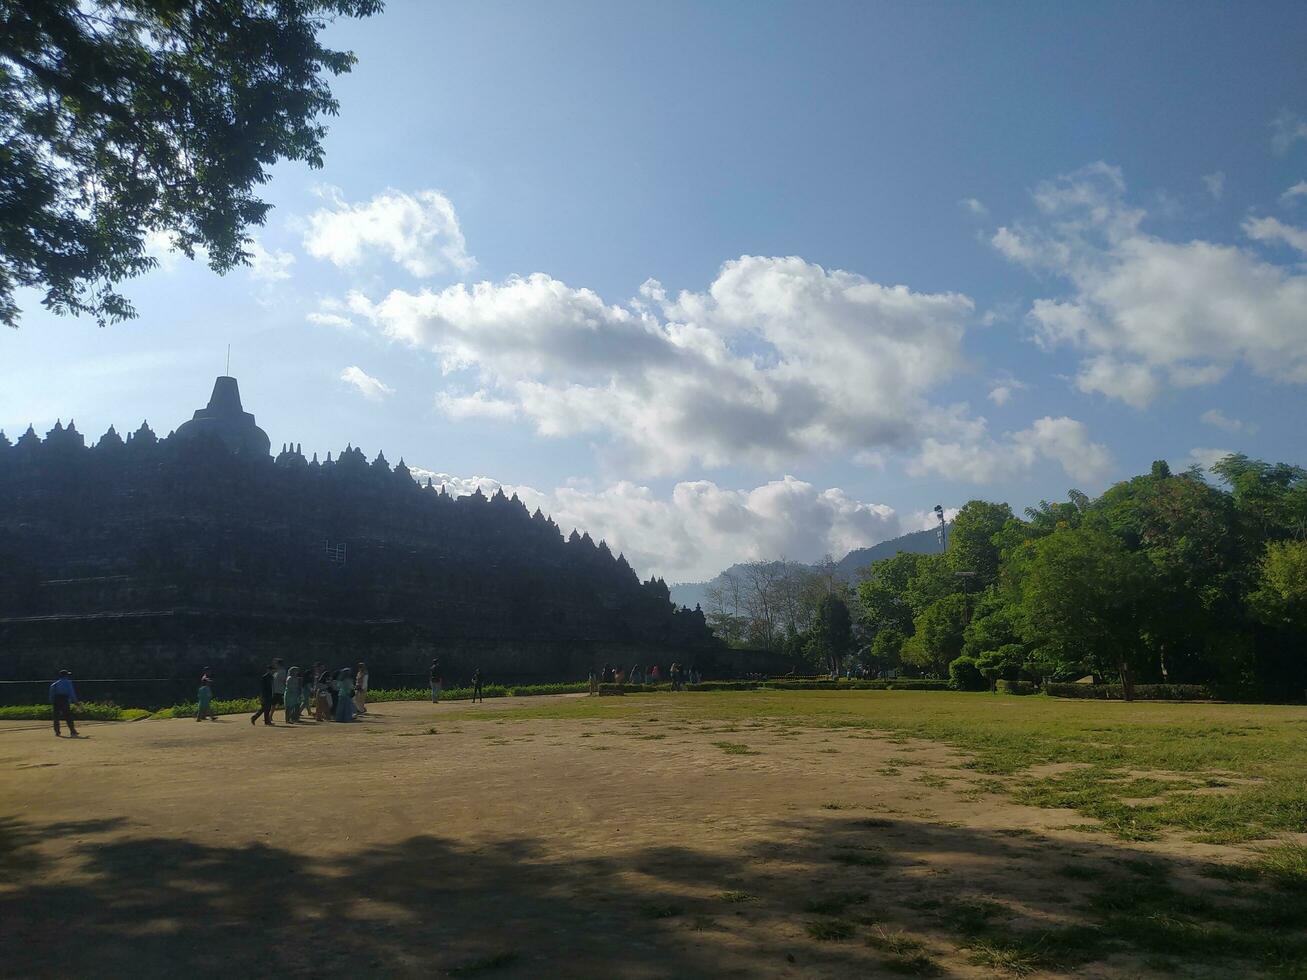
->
[1249, 539, 1307, 630]
[947, 500, 1014, 586]
[1018, 527, 1153, 699]
[856, 551, 925, 639]
[1, 0, 383, 327]
[808, 593, 854, 674]
[1094, 461, 1243, 683]
[902, 593, 968, 676]
[948, 655, 986, 691]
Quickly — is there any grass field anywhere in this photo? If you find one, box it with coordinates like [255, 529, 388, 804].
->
[2, 690, 1304, 978]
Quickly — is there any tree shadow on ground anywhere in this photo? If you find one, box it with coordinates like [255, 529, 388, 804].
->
[0, 811, 1301, 978]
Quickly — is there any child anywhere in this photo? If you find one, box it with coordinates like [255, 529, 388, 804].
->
[196, 670, 217, 722]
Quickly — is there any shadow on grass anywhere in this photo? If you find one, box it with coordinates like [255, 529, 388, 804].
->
[0, 812, 1302, 978]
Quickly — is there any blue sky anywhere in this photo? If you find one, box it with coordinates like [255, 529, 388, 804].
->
[3, 1, 1307, 581]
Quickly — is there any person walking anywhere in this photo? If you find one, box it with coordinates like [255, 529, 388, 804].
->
[284, 667, 302, 723]
[49, 670, 80, 737]
[588, 668, 598, 696]
[471, 667, 484, 703]
[271, 659, 287, 715]
[196, 669, 218, 722]
[429, 659, 443, 703]
[250, 665, 275, 726]
[354, 662, 369, 715]
[334, 668, 355, 722]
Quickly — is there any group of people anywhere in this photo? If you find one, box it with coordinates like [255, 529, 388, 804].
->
[588, 662, 700, 693]
[190, 658, 371, 726]
[427, 660, 485, 703]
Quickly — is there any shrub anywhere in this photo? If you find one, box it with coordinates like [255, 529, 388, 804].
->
[948, 656, 987, 691]
[995, 680, 1039, 696]
[1044, 683, 1210, 701]
[0, 702, 138, 721]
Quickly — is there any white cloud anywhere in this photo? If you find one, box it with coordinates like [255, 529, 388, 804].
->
[404, 469, 902, 582]
[1200, 408, 1256, 435]
[960, 197, 989, 217]
[304, 187, 474, 277]
[1073, 355, 1160, 408]
[1272, 112, 1307, 155]
[1282, 181, 1307, 205]
[350, 256, 976, 476]
[987, 376, 1027, 406]
[1188, 447, 1234, 473]
[437, 388, 517, 420]
[339, 366, 394, 401]
[307, 311, 354, 330]
[244, 240, 295, 281]
[909, 414, 1112, 486]
[1244, 215, 1307, 256]
[993, 162, 1307, 403]
[1201, 171, 1225, 200]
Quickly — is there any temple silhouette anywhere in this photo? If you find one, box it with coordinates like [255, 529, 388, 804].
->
[0, 376, 719, 695]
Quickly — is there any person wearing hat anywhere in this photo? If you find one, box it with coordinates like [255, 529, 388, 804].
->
[49, 670, 80, 737]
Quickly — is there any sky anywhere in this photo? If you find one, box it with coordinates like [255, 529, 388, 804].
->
[3, 1, 1307, 583]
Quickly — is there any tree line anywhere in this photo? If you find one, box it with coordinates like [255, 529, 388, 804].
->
[705, 455, 1307, 700]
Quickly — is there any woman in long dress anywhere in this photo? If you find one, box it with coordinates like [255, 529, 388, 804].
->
[314, 668, 332, 721]
[353, 661, 369, 715]
[334, 668, 355, 722]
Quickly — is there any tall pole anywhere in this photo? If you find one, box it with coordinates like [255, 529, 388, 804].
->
[934, 504, 947, 552]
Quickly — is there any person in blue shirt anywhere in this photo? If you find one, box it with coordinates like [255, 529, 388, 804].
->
[49, 670, 80, 737]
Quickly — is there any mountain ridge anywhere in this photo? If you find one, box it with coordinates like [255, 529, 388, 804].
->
[669, 525, 945, 609]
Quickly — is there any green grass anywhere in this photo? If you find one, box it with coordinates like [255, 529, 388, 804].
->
[718, 890, 756, 903]
[474, 689, 1307, 845]
[805, 918, 854, 941]
[804, 891, 869, 915]
[711, 741, 758, 755]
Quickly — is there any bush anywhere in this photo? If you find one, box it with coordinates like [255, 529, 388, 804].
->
[0, 702, 141, 721]
[949, 656, 987, 691]
[1043, 682, 1211, 701]
[995, 680, 1039, 695]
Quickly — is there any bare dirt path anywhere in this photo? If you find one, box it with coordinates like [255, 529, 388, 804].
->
[0, 696, 1239, 978]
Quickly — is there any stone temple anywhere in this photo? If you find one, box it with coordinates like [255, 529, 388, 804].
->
[0, 376, 730, 703]
[174, 376, 271, 456]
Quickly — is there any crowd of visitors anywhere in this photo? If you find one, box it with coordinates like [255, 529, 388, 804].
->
[588, 662, 701, 694]
[41, 656, 695, 736]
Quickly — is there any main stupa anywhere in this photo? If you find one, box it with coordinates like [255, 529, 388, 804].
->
[173, 376, 271, 456]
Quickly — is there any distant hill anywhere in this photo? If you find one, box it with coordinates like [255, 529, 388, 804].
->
[669, 525, 945, 609]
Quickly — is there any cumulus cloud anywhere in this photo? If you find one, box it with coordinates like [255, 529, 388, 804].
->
[1201, 171, 1225, 200]
[1271, 111, 1307, 155]
[909, 414, 1112, 486]
[244, 240, 295, 281]
[960, 197, 988, 216]
[1073, 355, 1160, 408]
[304, 187, 474, 277]
[349, 256, 975, 475]
[993, 162, 1307, 404]
[404, 469, 903, 582]
[1244, 215, 1307, 256]
[339, 366, 394, 401]
[1200, 408, 1256, 435]
[1282, 181, 1307, 205]
[437, 388, 517, 420]
[987, 376, 1027, 406]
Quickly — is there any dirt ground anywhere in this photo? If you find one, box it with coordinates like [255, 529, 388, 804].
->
[0, 695, 1249, 978]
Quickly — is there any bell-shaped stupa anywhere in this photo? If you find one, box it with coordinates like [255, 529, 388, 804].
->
[174, 376, 271, 456]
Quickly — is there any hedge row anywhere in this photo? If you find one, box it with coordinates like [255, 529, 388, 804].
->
[0, 703, 152, 721]
[996, 680, 1039, 696]
[1044, 682, 1211, 700]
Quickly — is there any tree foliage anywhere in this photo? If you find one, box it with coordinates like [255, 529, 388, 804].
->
[850, 453, 1307, 698]
[0, 0, 382, 327]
